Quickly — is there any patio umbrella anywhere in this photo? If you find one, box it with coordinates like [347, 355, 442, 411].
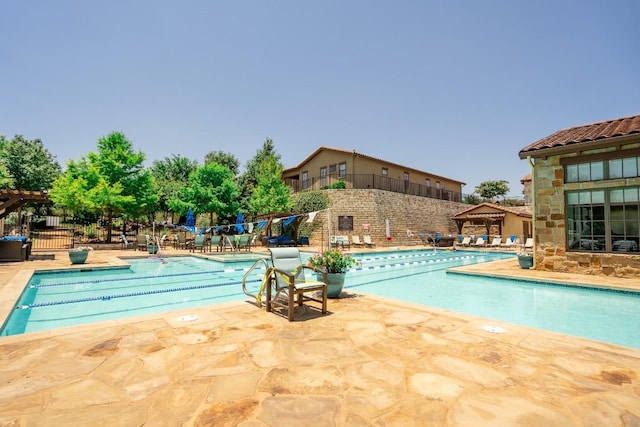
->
[235, 212, 245, 234]
[185, 209, 195, 233]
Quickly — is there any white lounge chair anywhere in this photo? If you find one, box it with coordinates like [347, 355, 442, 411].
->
[501, 236, 518, 249]
[472, 237, 486, 247]
[363, 235, 376, 248]
[523, 237, 534, 252]
[351, 235, 364, 247]
[489, 236, 502, 248]
[457, 236, 471, 247]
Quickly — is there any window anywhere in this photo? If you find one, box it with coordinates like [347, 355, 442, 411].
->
[319, 167, 327, 187]
[425, 179, 430, 187]
[338, 162, 346, 177]
[301, 171, 308, 190]
[566, 187, 639, 252]
[382, 167, 388, 176]
[565, 154, 640, 183]
[329, 164, 337, 174]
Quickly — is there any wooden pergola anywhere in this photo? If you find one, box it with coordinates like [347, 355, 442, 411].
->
[0, 189, 51, 220]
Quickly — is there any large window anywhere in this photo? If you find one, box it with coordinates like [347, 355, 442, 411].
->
[566, 187, 639, 252]
[565, 155, 640, 183]
[301, 171, 308, 190]
[319, 167, 327, 187]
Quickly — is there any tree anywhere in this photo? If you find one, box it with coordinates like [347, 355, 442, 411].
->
[0, 135, 61, 190]
[248, 155, 292, 216]
[151, 155, 198, 223]
[238, 138, 281, 210]
[204, 151, 240, 176]
[475, 180, 510, 202]
[49, 131, 157, 241]
[171, 162, 240, 226]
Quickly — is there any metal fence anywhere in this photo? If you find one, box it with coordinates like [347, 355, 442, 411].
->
[285, 173, 463, 202]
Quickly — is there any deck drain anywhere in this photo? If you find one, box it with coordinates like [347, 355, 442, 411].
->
[176, 314, 199, 322]
[482, 325, 506, 334]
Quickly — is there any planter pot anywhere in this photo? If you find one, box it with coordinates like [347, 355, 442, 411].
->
[69, 250, 89, 264]
[324, 272, 346, 298]
[147, 244, 159, 254]
[517, 254, 533, 269]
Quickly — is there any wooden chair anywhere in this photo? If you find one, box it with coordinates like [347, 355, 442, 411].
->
[266, 247, 328, 321]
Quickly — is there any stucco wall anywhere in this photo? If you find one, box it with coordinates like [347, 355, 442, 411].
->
[532, 149, 640, 278]
[304, 189, 467, 247]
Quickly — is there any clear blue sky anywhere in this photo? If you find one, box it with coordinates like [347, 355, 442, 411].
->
[2, 1, 638, 198]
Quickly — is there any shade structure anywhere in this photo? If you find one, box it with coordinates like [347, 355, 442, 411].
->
[235, 212, 245, 234]
[185, 209, 195, 233]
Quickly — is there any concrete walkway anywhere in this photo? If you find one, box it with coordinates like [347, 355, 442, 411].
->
[1, 247, 639, 426]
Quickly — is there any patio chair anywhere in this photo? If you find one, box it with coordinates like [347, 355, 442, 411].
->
[209, 235, 222, 252]
[523, 237, 534, 252]
[489, 236, 502, 248]
[190, 234, 206, 252]
[175, 233, 188, 250]
[456, 236, 471, 247]
[136, 234, 148, 251]
[222, 235, 235, 251]
[472, 236, 486, 248]
[351, 235, 364, 248]
[120, 235, 134, 250]
[236, 234, 251, 251]
[363, 235, 376, 248]
[501, 235, 518, 249]
[266, 247, 328, 321]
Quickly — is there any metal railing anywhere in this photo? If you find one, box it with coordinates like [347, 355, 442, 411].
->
[284, 173, 463, 202]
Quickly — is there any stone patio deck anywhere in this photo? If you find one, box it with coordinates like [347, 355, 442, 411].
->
[1, 247, 639, 426]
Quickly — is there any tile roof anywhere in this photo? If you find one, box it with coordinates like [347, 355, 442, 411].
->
[452, 202, 531, 219]
[519, 114, 640, 158]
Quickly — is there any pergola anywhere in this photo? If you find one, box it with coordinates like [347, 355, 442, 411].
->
[0, 189, 51, 220]
[453, 212, 505, 236]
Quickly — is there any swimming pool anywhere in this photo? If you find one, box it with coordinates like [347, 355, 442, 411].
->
[2, 250, 639, 349]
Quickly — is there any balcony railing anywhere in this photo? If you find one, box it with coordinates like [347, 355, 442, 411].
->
[284, 174, 462, 202]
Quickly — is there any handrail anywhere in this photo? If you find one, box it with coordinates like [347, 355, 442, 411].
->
[242, 258, 270, 304]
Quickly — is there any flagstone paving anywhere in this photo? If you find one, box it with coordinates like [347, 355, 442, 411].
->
[1, 247, 639, 426]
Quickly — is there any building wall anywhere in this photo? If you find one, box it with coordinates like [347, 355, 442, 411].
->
[283, 150, 463, 194]
[303, 189, 467, 247]
[531, 146, 640, 278]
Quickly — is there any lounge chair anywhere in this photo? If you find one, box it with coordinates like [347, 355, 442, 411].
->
[363, 235, 376, 248]
[501, 236, 518, 249]
[136, 234, 148, 251]
[523, 237, 534, 252]
[332, 236, 350, 250]
[472, 236, 486, 248]
[489, 236, 502, 249]
[209, 235, 222, 252]
[190, 235, 206, 252]
[120, 235, 134, 250]
[222, 235, 236, 251]
[175, 233, 188, 250]
[351, 235, 364, 248]
[266, 247, 328, 321]
[456, 236, 471, 247]
[236, 234, 251, 251]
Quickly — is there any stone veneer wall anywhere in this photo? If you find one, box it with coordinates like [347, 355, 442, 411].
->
[532, 150, 640, 278]
[305, 189, 467, 247]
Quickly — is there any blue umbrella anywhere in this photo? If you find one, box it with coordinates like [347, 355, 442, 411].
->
[185, 209, 195, 233]
[235, 212, 245, 234]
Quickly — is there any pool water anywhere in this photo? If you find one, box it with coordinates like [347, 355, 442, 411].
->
[2, 250, 640, 349]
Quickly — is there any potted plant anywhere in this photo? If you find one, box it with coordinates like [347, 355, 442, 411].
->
[517, 252, 533, 269]
[68, 246, 93, 264]
[307, 248, 360, 298]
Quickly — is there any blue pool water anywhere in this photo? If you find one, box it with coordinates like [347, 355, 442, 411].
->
[2, 250, 639, 349]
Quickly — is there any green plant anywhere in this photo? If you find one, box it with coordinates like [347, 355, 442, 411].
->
[69, 246, 93, 252]
[307, 248, 359, 273]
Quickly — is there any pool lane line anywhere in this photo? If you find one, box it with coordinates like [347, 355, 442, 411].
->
[22, 278, 264, 309]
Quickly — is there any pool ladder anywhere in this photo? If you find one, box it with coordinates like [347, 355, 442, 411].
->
[241, 258, 271, 306]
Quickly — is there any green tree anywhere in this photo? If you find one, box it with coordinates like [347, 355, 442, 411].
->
[248, 156, 292, 216]
[171, 162, 240, 226]
[238, 138, 281, 210]
[50, 131, 157, 241]
[475, 180, 510, 202]
[151, 155, 198, 223]
[0, 135, 61, 190]
[204, 150, 240, 176]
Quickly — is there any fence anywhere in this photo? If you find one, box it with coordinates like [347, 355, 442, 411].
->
[285, 173, 463, 202]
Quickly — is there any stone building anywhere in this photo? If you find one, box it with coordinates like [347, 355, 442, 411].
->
[518, 114, 640, 278]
